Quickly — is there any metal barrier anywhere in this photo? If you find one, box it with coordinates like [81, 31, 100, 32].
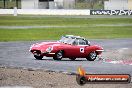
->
[0, 9, 132, 15]
[0, 9, 90, 15]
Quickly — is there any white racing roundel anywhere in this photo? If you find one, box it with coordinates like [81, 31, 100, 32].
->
[80, 48, 84, 53]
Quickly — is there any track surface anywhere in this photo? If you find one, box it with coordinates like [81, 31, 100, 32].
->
[0, 39, 132, 75]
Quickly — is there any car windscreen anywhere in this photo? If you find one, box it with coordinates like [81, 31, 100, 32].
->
[59, 37, 75, 45]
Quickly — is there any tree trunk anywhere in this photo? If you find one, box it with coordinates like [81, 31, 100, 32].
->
[4, 0, 6, 9]
[16, 0, 18, 8]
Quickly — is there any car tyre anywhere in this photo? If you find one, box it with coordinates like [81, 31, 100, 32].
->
[86, 51, 97, 61]
[53, 50, 63, 60]
[34, 55, 43, 60]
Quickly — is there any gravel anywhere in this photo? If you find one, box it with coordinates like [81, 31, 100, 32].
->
[0, 67, 132, 88]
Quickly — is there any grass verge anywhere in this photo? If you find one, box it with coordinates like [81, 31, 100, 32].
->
[0, 16, 132, 41]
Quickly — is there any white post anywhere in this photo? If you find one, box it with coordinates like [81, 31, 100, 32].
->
[14, 7, 17, 16]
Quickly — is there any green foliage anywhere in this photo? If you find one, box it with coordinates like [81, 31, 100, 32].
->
[0, 0, 21, 9]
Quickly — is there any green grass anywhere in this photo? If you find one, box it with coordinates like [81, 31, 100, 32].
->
[0, 16, 132, 26]
[0, 16, 132, 41]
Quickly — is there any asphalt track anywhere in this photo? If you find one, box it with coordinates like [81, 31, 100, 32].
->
[0, 24, 132, 29]
[0, 39, 132, 76]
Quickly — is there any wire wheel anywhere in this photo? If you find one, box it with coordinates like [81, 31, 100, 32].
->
[53, 50, 63, 60]
[86, 51, 97, 61]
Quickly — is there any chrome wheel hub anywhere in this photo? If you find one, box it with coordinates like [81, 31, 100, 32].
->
[57, 52, 62, 59]
[90, 52, 96, 60]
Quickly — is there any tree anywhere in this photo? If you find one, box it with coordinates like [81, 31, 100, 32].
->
[4, 0, 6, 9]
[16, 0, 18, 8]
[77, 0, 85, 3]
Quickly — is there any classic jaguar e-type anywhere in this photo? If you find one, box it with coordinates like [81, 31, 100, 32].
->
[30, 35, 103, 61]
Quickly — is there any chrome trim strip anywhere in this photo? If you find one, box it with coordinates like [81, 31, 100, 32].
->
[96, 50, 104, 52]
[49, 53, 55, 54]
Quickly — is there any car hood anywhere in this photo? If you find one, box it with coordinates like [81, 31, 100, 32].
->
[30, 42, 63, 52]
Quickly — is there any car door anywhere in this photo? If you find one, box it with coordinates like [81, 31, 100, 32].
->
[64, 39, 80, 57]
[64, 39, 88, 58]
[77, 39, 88, 57]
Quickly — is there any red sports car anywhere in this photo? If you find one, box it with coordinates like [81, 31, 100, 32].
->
[30, 35, 103, 61]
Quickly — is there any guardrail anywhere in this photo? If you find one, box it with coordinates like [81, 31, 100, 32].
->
[0, 9, 132, 15]
[0, 9, 90, 15]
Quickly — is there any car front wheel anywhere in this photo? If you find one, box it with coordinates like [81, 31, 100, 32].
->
[53, 50, 63, 60]
[86, 51, 97, 61]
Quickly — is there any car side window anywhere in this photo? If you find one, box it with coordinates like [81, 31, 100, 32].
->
[73, 40, 78, 45]
[78, 39, 86, 45]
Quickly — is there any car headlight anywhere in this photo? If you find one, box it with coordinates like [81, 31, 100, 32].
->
[46, 47, 52, 53]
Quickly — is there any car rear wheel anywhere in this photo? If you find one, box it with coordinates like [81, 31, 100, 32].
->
[86, 51, 97, 61]
[53, 50, 63, 60]
[34, 55, 43, 60]
[69, 58, 76, 61]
